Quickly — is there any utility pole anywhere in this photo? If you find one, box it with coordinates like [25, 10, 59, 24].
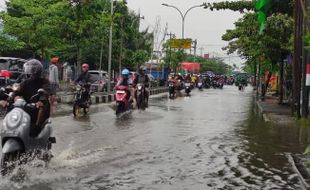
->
[193, 39, 197, 62]
[166, 32, 175, 72]
[107, 0, 113, 93]
[199, 47, 204, 57]
[301, 0, 309, 118]
[293, 0, 303, 118]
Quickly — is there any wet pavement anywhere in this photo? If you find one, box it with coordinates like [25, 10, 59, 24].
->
[0, 86, 309, 189]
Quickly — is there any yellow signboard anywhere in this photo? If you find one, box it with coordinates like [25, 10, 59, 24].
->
[168, 39, 192, 49]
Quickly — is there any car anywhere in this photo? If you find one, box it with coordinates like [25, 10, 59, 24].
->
[0, 57, 27, 86]
[89, 70, 108, 92]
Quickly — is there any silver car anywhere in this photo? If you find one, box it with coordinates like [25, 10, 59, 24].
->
[89, 70, 108, 92]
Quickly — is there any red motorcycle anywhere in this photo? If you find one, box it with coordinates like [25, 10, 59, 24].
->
[115, 85, 131, 115]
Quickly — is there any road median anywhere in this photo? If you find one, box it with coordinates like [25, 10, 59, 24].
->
[57, 87, 168, 104]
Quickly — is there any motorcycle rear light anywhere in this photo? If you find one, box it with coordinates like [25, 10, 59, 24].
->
[116, 90, 125, 94]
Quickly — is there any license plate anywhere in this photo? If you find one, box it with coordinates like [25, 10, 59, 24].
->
[116, 90, 125, 94]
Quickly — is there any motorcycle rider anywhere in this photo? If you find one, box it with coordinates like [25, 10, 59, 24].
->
[15, 59, 50, 137]
[75, 63, 91, 106]
[116, 69, 135, 106]
[133, 67, 150, 107]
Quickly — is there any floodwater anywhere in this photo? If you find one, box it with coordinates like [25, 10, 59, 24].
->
[0, 86, 308, 190]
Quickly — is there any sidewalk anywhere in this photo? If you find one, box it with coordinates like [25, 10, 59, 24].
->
[256, 95, 296, 126]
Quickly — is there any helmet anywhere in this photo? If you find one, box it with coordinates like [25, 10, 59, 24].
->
[82, 63, 89, 69]
[51, 57, 59, 64]
[138, 66, 146, 74]
[24, 59, 43, 78]
[121, 69, 129, 75]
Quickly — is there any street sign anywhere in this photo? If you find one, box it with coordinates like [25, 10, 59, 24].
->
[168, 39, 192, 49]
[204, 54, 209, 59]
[306, 64, 310, 86]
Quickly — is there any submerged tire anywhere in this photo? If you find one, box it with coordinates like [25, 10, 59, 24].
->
[1, 151, 21, 176]
[116, 102, 124, 115]
[73, 104, 79, 117]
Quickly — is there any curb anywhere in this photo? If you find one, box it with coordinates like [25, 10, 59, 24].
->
[288, 154, 310, 190]
[256, 100, 271, 123]
[58, 87, 168, 104]
[256, 100, 265, 114]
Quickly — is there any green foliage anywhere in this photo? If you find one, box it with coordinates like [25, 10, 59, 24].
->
[207, 0, 293, 16]
[0, 30, 25, 52]
[305, 146, 310, 154]
[205, 0, 293, 76]
[0, 0, 153, 70]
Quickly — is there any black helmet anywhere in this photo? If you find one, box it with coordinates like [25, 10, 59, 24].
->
[24, 59, 43, 78]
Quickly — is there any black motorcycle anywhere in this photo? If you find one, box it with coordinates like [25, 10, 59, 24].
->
[168, 81, 176, 98]
[184, 82, 191, 96]
[73, 83, 92, 117]
[136, 83, 147, 110]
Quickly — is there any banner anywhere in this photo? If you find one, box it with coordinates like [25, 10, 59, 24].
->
[168, 39, 192, 49]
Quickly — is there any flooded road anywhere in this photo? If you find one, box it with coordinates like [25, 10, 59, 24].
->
[0, 86, 307, 189]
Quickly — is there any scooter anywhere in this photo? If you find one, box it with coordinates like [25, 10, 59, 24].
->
[184, 82, 191, 96]
[197, 82, 203, 91]
[73, 83, 92, 117]
[0, 88, 56, 175]
[168, 81, 176, 98]
[115, 85, 132, 115]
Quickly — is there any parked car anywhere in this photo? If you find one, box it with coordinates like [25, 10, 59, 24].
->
[0, 57, 27, 86]
[89, 70, 108, 92]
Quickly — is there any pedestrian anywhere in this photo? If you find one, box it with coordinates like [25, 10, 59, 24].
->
[49, 57, 60, 113]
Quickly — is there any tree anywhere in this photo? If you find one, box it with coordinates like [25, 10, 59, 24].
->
[1, 0, 153, 73]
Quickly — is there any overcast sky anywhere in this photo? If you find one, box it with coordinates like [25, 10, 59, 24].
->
[127, 0, 244, 65]
[0, 0, 244, 65]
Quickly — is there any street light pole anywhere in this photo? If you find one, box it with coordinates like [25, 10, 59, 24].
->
[162, 3, 207, 39]
[107, 0, 113, 93]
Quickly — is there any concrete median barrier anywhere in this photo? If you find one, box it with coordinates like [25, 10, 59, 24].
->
[58, 87, 168, 105]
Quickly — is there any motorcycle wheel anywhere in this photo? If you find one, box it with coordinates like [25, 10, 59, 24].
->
[83, 108, 89, 115]
[73, 104, 80, 117]
[1, 151, 21, 176]
[137, 94, 145, 110]
[116, 102, 124, 115]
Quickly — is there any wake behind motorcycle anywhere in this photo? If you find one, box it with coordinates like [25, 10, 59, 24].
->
[0, 87, 56, 175]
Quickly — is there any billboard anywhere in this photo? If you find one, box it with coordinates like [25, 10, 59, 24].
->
[168, 39, 192, 49]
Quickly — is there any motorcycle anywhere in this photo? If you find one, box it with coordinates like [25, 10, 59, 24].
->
[73, 83, 92, 117]
[239, 83, 245, 91]
[168, 81, 176, 98]
[0, 87, 56, 175]
[218, 80, 224, 89]
[115, 85, 132, 115]
[197, 82, 203, 91]
[184, 82, 191, 96]
[136, 83, 147, 110]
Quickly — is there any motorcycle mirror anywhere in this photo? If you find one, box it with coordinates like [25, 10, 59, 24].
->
[12, 83, 20, 91]
[37, 88, 48, 95]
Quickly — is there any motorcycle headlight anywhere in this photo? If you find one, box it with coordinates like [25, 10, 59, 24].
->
[76, 85, 81, 91]
[7, 110, 22, 129]
[137, 85, 142, 90]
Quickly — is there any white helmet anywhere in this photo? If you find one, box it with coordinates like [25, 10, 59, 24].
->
[24, 59, 43, 78]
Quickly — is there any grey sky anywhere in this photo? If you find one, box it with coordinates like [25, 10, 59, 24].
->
[127, 0, 244, 65]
